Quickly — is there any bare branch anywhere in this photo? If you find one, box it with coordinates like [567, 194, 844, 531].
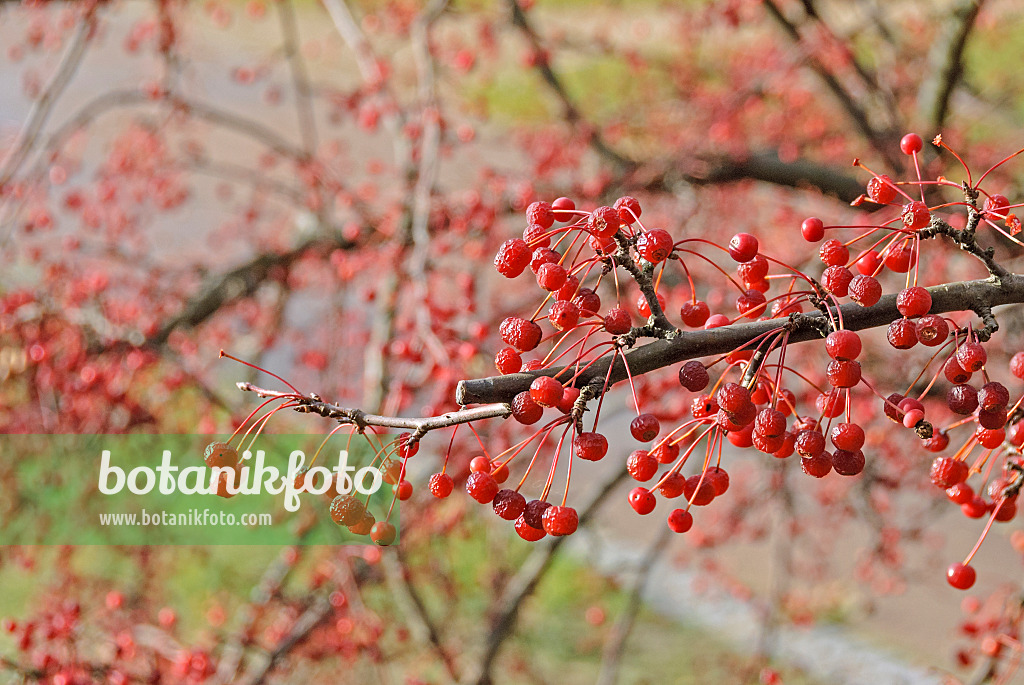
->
[918, 0, 986, 133]
[237, 382, 511, 434]
[458, 273, 1024, 405]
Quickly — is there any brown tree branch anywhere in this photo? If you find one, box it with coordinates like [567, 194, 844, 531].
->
[918, 0, 986, 134]
[458, 273, 1024, 405]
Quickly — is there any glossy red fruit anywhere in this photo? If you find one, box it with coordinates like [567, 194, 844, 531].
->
[588, 206, 621, 238]
[979, 382, 1010, 411]
[825, 330, 861, 360]
[637, 229, 674, 263]
[523, 499, 551, 529]
[946, 563, 976, 590]
[658, 472, 686, 498]
[947, 384, 978, 415]
[370, 521, 397, 546]
[494, 238, 532, 278]
[627, 449, 658, 481]
[796, 430, 826, 458]
[527, 201, 555, 228]
[530, 376, 564, 408]
[551, 196, 575, 222]
[831, 423, 865, 451]
[466, 472, 499, 503]
[667, 509, 694, 533]
[930, 457, 968, 488]
[944, 356, 971, 384]
[754, 408, 786, 438]
[614, 196, 641, 223]
[887, 318, 918, 349]
[330, 494, 366, 526]
[915, 315, 948, 346]
[536, 262, 568, 291]
[500, 317, 543, 351]
[495, 347, 522, 375]
[628, 487, 657, 515]
[603, 307, 632, 334]
[555, 275, 580, 301]
[736, 289, 767, 318]
[548, 300, 580, 331]
[515, 516, 546, 541]
[650, 441, 680, 464]
[847, 275, 881, 306]
[428, 473, 454, 498]
[704, 467, 730, 496]
[801, 217, 824, 241]
[821, 265, 853, 297]
[866, 175, 897, 204]
[738, 254, 769, 284]
[957, 342, 987, 372]
[896, 286, 932, 317]
[901, 201, 931, 230]
[493, 489, 527, 520]
[1010, 351, 1024, 379]
[573, 288, 601, 317]
[884, 241, 916, 272]
[630, 413, 660, 442]
[827, 360, 861, 388]
[900, 132, 923, 155]
[728, 233, 759, 262]
[819, 239, 849, 266]
[542, 505, 579, 536]
[574, 432, 609, 461]
[855, 249, 883, 276]
[680, 300, 711, 327]
[512, 391, 543, 424]
[523, 222, 551, 248]
[984, 193, 1010, 220]
[557, 385, 581, 414]
[801, 453, 832, 478]
[678, 360, 710, 391]
[683, 476, 716, 506]
[831, 448, 865, 476]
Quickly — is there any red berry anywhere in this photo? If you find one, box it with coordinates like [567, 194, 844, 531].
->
[527, 201, 555, 229]
[930, 457, 968, 488]
[637, 229, 674, 263]
[530, 376, 564, 408]
[494, 239, 532, 278]
[590, 232, 617, 254]
[956, 342, 987, 372]
[754, 408, 786, 438]
[511, 391, 544, 424]
[963, 496, 988, 518]
[825, 330, 861, 360]
[901, 201, 931, 230]
[530, 247, 559, 273]
[659, 472, 686, 498]
[651, 441, 680, 464]
[978, 407, 1007, 430]
[984, 193, 1010, 220]
[470, 456, 491, 473]
[523, 499, 551, 529]
[613, 196, 641, 224]
[551, 196, 575, 222]
[887, 318, 918, 349]
[495, 347, 522, 375]
[821, 265, 853, 297]
[801, 453, 832, 478]
[944, 356, 971, 384]
[680, 300, 711, 327]
[737, 254, 769, 284]
[925, 430, 950, 452]
[728, 233, 759, 262]
[630, 413, 660, 442]
[946, 563, 976, 590]
[1010, 351, 1024, 379]
[428, 473, 454, 498]
[370, 521, 397, 546]
[555, 275, 580, 301]
[667, 509, 693, 533]
[867, 175, 897, 204]
[900, 132, 923, 155]
[683, 476, 716, 506]
[979, 381, 1009, 411]
[830, 423, 865, 451]
[816, 389, 844, 418]
[916, 315, 948, 346]
[801, 217, 824, 241]
[704, 313, 730, 329]
[796, 429, 826, 458]
[628, 487, 657, 515]
[897, 286, 932, 317]
[977, 427, 1005, 449]
[548, 300, 580, 331]
[826, 360, 861, 388]
[542, 505, 578, 536]
[946, 482, 973, 504]
[627, 449, 658, 481]
[466, 471, 499, 503]
[558, 385, 581, 413]
[735, 289, 767, 318]
[855, 249, 883, 276]
[819, 239, 849, 266]
[330, 494, 366, 526]
[515, 516, 546, 541]
[574, 432, 609, 461]
[884, 242, 916, 272]
[704, 466, 730, 496]
[500, 317, 543, 352]
[588, 206, 621, 238]
[678, 360, 710, 391]
[637, 291, 666, 318]
[537, 262, 568, 291]
[573, 288, 601, 317]
[604, 307, 632, 334]
[493, 489, 527, 520]
[831, 448, 865, 476]
[523, 222, 550, 248]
